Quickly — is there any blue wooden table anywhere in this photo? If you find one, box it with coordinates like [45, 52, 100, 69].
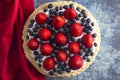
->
[34, 0, 120, 80]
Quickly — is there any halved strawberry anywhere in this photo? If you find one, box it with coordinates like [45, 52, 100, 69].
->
[38, 28, 52, 41]
[35, 13, 47, 25]
[56, 50, 67, 62]
[28, 38, 39, 50]
[82, 34, 94, 48]
[68, 55, 83, 70]
[64, 8, 77, 19]
[40, 43, 53, 56]
[43, 57, 55, 71]
[55, 33, 67, 46]
[51, 16, 65, 29]
[70, 23, 83, 37]
[68, 42, 80, 54]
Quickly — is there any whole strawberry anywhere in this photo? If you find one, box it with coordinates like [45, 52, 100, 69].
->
[35, 13, 47, 25]
[56, 50, 67, 62]
[38, 28, 52, 41]
[70, 23, 83, 37]
[68, 55, 83, 70]
[64, 8, 77, 19]
[40, 43, 53, 56]
[28, 38, 39, 50]
[68, 42, 80, 54]
[82, 34, 94, 48]
[51, 16, 65, 29]
[43, 57, 55, 70]
[55, 33, 67, 46]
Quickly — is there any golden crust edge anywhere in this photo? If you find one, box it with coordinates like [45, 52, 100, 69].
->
[22, 1, 101, 77]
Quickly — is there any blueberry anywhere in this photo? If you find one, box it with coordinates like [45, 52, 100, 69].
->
[55, 60, 59, 64]
[49, 71, 54, 75]
[83, 14, 87, 18]
[81, 45, 86, 50]
[64, 63, 67, 67]
[87, 26, 93, 31]
[63, 47, 67, 51]
[81, 18, 85, 22]
[92, 33, 97, 38]
[71, 37, 75, 41]
[86, 18, 91, 23]
[78, 51, 83, 56]
[47, 17, 52, 23]
[64, 27, 69, 32]
[53, 68, 57, 72]
[75, 16, 79, 20]
[30, 19, 35, 25]
[40, 24, 45, 28]
[38, 59, 42, 62]
[60, 6, 63, 10]
[81, 10, 86, 14]
[29, 33, 34, 36]
[34, 57, 38, 61]
[83, 56, 87, 60]
[55, 6, 59, 11]
[58, 28, 64, 32]
[69, 4, 74, 8]
[66, 68, 71, 73]
[63, 5, 68, 9]
[84, 48, 88, 52]
[58, 70, 63, 74]
[59, 11, 64, 16]
[50, 53, 55, 58]
[38, 63, 42, 67]
[33, 51, 38, 55]
[49, 9, 54, 14]
[83, 28, 91, 34]
[86, 58, 90, 62]
[49, 27, 54, 31]
[48, 4, 53, 8]
[50, 14, 55, 17]
[54, 49, 57, 53]
[51, 43, 56, 48]
[78, 14, 82, 17]
[29, 24, 33, 28]
[76, 7, 80, 11]
[77, 38, 82, 43]
[54, 11, 59, 15]
[43, 8, 48, 12]
[91, 22, 94, 26]
[70, 19, 76, 23]
[88, 48, 92, 53]
[33, 28, 38, 32]
[39, 40, 44, 44]
[94, 43, 97, 47]
[58, 64, 62, 68]
[37, 54, 43, 59]
[81, 22, 86, 26]
[85, 52, 91, 56]
[68, 54, 72, 57]
[35, 24, 40, 29]
[66, 21, 71, 26]
[91, 52, 94, 56]
[26, 35, 29, 39]
[33, 34, 38, 38]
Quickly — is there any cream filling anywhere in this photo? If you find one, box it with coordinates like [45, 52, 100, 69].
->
[28, 5, 97, 75]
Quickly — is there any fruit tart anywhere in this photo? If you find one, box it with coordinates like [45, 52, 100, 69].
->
[22, 1, 101, 77]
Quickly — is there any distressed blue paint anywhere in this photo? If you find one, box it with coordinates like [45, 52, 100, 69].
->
[34, 0, 120, 80]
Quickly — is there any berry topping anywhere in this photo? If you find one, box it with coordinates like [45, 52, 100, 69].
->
[68, 55, 83, 70]
[51, 16, 65, 29]
[40, 43, 53, 56]
[38, 28, 52, 41]
[68, 42, 80, 54]
[56, 50, 67, 62]
[70, 23, 83, 37]
[82, 34, 94, 48]
[35, 13, 47, 25]
[28, 38, 39, 50]
[43, 57, 55, 70]
[64, 8, 77, 19]
[55, 33, 67, 46]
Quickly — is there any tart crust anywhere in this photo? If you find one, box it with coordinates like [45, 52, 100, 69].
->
[22, 1, 101, 77]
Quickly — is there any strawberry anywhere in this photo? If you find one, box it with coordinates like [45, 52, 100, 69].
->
[38, 28, 52, 41]
[64, 8, 77, 19]
[28, 38, 39, 50]
[82, 34, 94, 48]
[40, 43, 53, 56]
[51, 16, 65, 29]
[43, 57, 55, 70]
[56, 50, 67, 62]
[68, 55, 83, 70]
[35, 13, 47, 25]
[70, 23, 83, 37]
[55, 33, 67, 46]
[68, 42, 80, 54]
